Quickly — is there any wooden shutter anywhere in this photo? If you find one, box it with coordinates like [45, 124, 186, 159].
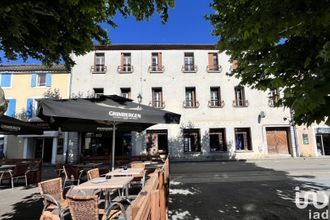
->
[158, 53, 162, 67]
[120, 53, 124, 71]
[6, 99, 16, 117]
[31, 74, 36, 87]
[46, 73, 52, 87]
[1, 73, 12, 87]
[192, 89, 196, 106]
[208, 53, 214, 69]
[26, 98, 33, 118]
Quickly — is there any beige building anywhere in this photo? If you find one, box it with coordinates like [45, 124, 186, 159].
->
[69, 44, 305, 160]
[0, 65, 70, 164]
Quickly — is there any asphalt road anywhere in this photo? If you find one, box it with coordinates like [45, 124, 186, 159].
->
[169, 158, 330, 220]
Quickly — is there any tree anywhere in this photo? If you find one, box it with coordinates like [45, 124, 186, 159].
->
[0, 0, 174, 68]
[209, 0, 330, 125]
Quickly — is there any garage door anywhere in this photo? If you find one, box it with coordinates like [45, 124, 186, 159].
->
[266, 128, 290, 154]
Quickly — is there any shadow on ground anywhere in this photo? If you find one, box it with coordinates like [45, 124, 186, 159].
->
[169, 160, 330, 220]
[0, 165, 57, 220]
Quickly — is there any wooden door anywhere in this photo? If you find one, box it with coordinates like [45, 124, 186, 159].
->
[266, 128, 289, 154]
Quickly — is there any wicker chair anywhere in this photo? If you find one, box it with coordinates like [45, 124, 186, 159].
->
[39, 210, 61, 220]
[67, 195, 100, 220]
[38, 178, 69, 220]
[130, 162, 146, 188]
[87, 168, 100, 180]
[63, 165, 83, 189]
[66, 193, 127, 220]
[0, 163, 29, 188]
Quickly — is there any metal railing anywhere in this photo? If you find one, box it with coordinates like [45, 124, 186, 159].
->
[117, 65, 134, 73]
[148, 65, 165, 73]
[207, 65, 222, 73]
[91, 65, 107, 73]
[232, 100, 249, 107]
[208, 100, 225, 108]
[182, 64, 197, 73]
[183, 100, 200, 108]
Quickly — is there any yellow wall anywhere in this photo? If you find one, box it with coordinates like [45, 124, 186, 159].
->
[3, 72, 69, 114]
[296, 125, 316, 157]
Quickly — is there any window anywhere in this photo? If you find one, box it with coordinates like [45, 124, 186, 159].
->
[37, 73, 46, 86]
[26, 98, 39, 118]
[233, 86, 248, 107]
[209, 128, 227, 152]
[118, 53, 133, 73]
[207, 53, 221, 72]
[120, 88, 131, 99]
[93, 88, 104, 98]
[235, 128, 252, 151]
[92, 52, 106, 73]
[146, 130, 168, 155]
[151, 87, 164, 108]
[0, 73, 12, 87]
[209, 87, 223, 107]
[149, 53, 164, 72]
[5, 98, 16, 117]
[183, 129, 201, 152]
[182, 53, 197, 72]
[268, 89, 280, 107]
[31, 73, 51, 87]
[184, 87, 199, 108]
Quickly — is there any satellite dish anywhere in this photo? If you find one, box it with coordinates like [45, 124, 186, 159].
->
[0, 87, 8, 116]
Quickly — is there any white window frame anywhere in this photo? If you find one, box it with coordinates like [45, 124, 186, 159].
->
[36, 73, 47, 87]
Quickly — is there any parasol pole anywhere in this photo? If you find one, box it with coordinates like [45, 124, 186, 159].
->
[111, 122, 116, 171]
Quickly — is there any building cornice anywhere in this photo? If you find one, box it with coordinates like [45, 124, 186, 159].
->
[94, 44, 218, 51]
[0, 64, 68, 73]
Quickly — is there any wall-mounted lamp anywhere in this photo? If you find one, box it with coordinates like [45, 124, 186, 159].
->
[137, 94, 142, 108]
[259, 111, 266, 118]
[258, 111, 266, 123]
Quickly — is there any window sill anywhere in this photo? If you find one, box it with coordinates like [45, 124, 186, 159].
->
[33, 86, 49, 88]
[235, 150, 253, 153]
[210, 150, 228, 153]
[92, 71, 106, 74]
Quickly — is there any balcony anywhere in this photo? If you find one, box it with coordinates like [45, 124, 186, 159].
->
[149, 101, 165, 109]
[232, 100, 249, 107]
[148, 65, 165, 73]
[207, 65, 222, 73]
[91, 65, 107, 74]
[183, 100, 200, 108]
[208, 100, 225, 108]
[117, 65, 134, 73]
[182, 64, 197, 73]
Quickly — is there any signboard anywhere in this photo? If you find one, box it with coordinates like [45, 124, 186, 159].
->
[316, 128, 330, 134]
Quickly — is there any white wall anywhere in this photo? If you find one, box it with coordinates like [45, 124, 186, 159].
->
[71, 47, 292, 159]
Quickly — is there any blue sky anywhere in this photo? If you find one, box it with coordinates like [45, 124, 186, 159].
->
[0, 0, 217, 64]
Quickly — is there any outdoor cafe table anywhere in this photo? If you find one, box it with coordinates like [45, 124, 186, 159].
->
[0, 165, 16, 171]
[105, 168, 144, 178]
[74, 162, 103, 169]
[73, 176, 133, 208]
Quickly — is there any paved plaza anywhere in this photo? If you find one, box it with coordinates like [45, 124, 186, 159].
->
[169, 158, 330, 220]
[0, 158, 330, 219]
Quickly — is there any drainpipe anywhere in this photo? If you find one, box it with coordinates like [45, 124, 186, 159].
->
[290, 109, 299, 157]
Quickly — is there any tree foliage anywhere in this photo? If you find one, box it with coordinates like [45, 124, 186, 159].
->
[0, 0, 174, 68]
[209, 0, 330, 125]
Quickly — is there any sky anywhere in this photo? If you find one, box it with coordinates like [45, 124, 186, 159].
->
[0, 0, 217, 65]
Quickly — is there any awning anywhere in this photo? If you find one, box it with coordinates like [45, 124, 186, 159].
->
[0, 115, 44, 135]
[37, 95, 181, 169]
[37, 95, 181, 132]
